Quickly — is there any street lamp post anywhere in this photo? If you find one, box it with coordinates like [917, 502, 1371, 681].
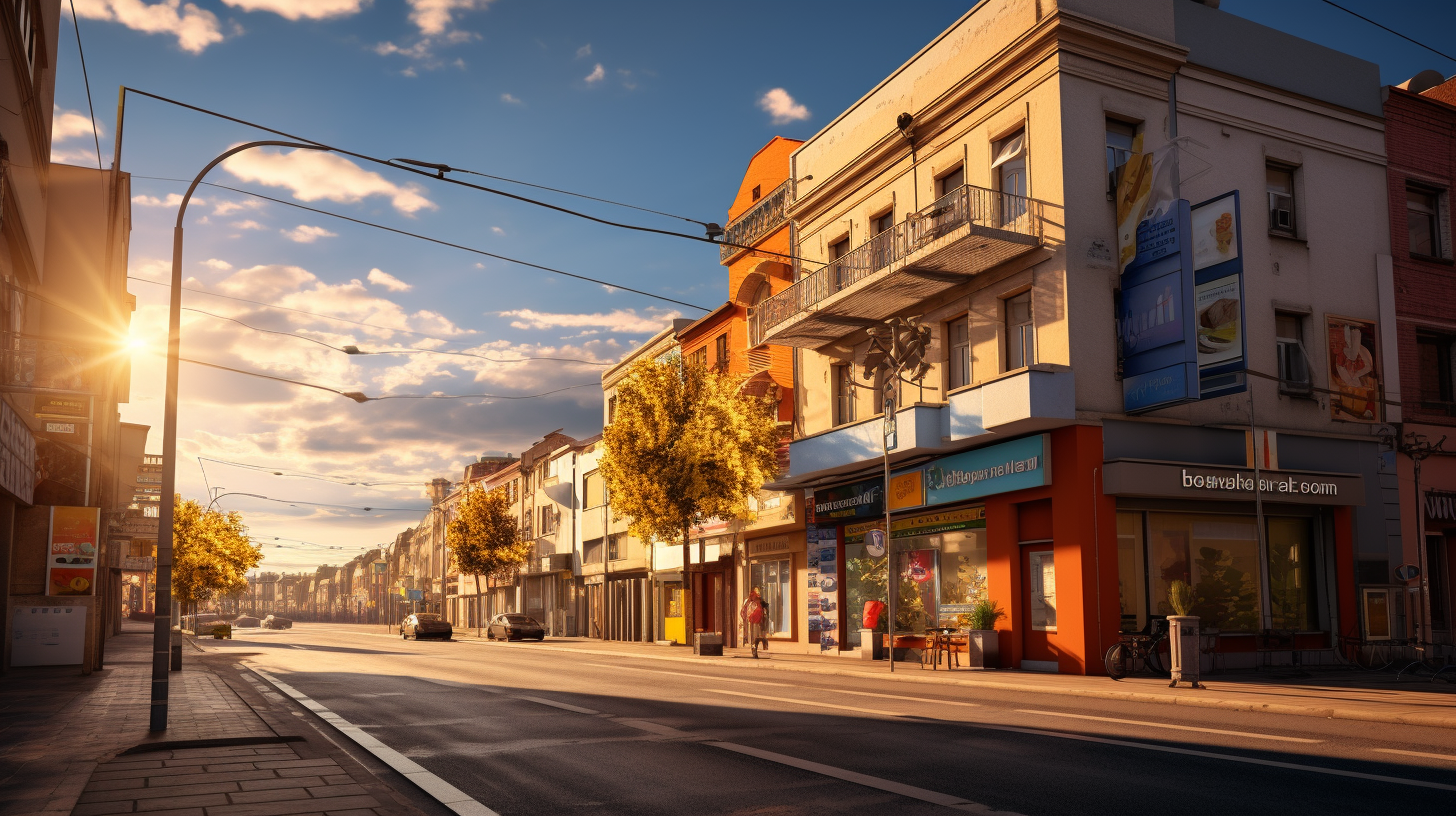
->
[151, 140, 333, 733]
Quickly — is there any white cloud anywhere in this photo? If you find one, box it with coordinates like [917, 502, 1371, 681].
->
[490, 226, 505, 236]
[576, 43, 591, 58]
[498, 308, 679, 334]
[72, 0, 224, 54]
[367, 268, 412, 292]
[408, 0, 493, 37]
[233, 219, 265, 230]
[500, 92, 523, 105]
[132, 193, 201, 208]
[212, 199, 263, 217]
[202, 258, 233, 271]
[222, 149, 436, 215]
[221, 0, 367, 20]
[282, 225, 339, 243]
[52, 108, 102, 142]
[758, 88, 810, 125]
[585, 63, 605, 84]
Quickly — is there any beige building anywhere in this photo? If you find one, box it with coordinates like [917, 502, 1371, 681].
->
[762, 0, 1397, 671]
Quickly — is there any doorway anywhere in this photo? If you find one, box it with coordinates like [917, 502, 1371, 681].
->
[1021, 544, 1058, 671]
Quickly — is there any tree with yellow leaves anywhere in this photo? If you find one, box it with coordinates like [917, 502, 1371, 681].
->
[600, 355, 779, 643]
[171, 496, 261, 620]
[448, 482, 531, 637]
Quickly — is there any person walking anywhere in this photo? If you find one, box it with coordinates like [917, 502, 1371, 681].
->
[741, 587, 769, 658]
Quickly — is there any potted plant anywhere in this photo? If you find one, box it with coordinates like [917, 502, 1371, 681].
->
[1167, 580, 1201, 688]
[958, 599, 1005, 669]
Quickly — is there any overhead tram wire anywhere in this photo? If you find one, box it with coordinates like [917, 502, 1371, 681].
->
[129, 175, 711, 313]
[211, 492, 425, 513]
[66, 1, 103, 171]
[1319, 0, 1456, 63]
[198, 455, 432, 488]
[180, 305, 613, 366]
[120, 88, 824, 271]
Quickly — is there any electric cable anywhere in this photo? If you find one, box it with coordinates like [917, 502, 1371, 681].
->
[1319, 0, 1456, 63]
[66, 1, 104, 171]
[121, 88, 822, 269]
[212, 492, 425, 513]
[198, 456, 429, 488]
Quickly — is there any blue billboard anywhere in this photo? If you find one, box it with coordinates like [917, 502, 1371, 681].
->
[1118, 200, 1199, 413]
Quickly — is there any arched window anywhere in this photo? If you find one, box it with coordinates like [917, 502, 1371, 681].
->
[751, 281, 773, 307]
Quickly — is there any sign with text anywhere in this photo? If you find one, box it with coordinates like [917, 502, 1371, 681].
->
[47, 506, 101, 596]
[1191, 191, 1247, 399]
[1101, 460, 1364, 506]
[922, 434, 1050, 507]
[809, 477, 884, 522]
[1119, 200, 1199, 413]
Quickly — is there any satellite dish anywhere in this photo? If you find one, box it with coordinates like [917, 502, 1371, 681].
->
[1398, 70, 1447, 94]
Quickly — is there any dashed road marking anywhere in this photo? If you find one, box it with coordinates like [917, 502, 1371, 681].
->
[1372, 748, 1456, 763]
[1013, 709, 1322, 743]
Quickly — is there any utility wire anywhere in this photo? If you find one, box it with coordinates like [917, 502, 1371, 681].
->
[1319, 0, 1456, 63]
[198, 455, 428, 488]
[66, 1, 103, 171]
[213, 492, 425, 513]
[181, 305, 612, 366]
[123, 88, 822, 270]
[131, 174, 711, 312]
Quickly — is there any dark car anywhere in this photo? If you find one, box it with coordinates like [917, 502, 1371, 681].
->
[400, 613, 453, 640]
[233, 615, 261, 628]
[486, 613, 545, 641]
[262, 615, 292, 630]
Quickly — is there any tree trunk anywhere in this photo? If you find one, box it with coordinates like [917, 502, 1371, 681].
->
[681, 522, 694, 649]
[475, 574, 482, 638]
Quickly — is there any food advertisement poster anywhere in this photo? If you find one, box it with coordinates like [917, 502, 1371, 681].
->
[1327, 315, 1381, 423]
[1195, 275, 1243, 368]
[47, 506, 100, 596]
[1191, 192, 1240, 271]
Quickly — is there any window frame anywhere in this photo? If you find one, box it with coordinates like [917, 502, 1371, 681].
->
[946, 315, 972, 392]
[832, 363, 857, 427]
[1266, 163, 1298, 237]
[935, 165, 965, 200]
[1004, 290, 1035, 371]
[714, 333, 729, 372]
[1406, 184, 1444, 259]
[1105, 118, 1137, 196]
[1416, 332, 1456, 413]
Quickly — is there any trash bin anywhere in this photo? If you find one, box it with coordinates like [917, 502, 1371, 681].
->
[694, 632, 723, 656]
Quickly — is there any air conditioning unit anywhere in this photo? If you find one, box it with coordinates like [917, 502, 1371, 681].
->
[1276, 339, 1312, 395]
[1269, 192, 1294, 232]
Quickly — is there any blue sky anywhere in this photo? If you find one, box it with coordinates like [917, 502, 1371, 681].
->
[51, 0, 1455, 571]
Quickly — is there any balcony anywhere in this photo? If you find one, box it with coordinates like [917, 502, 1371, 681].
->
[749, 185, 1043, 348]
[720, 180, 790, 263]
[777, 366, 1074, 485]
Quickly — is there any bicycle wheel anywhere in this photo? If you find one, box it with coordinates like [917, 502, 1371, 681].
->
[1105, 642, 1129, 680]
[1146, 635, 1170, 677]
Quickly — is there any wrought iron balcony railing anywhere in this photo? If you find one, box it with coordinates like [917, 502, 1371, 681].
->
[719, 180, 791, 262]
[748, 185, 1041, 346]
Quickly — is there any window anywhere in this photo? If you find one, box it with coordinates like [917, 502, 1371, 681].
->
[947, 317, 971, 391]
[749, 558, 792, 636]
[871, 210, 894, 236]
[829, 235, 851, 291]
[687, 346, 708, 369]
[1275, 312, 1312, 396]
[1267, 164, 1296, 235]
[1005, 291, 1035, 370]
[1106, 119, 1137, 195]
[833, 363, 857, 426]
[751, 185, 761, 202]
[15, 0, 37, 78]
[1407, 186, 1442, 257]
[1417, 333, 1456, 412]
[584, 538, 603, 564]
[935, 165, 965, 200]
[750, 280, 772, 307]
[869, 210, 895, 270]
[539, 505, 556, 536]
[608, 534, 623, 561]
[714, 333, 729, 371]
[607, 396, 617, 425]
[992, 129, 1026, 225]
[584, 471, 605, 508]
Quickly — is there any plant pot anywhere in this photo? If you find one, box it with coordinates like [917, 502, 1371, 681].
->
[964, 630, 999, 668]
[1168, 615, 1201, 687]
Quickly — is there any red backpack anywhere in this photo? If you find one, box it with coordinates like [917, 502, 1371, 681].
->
[746, 599, 764, 624]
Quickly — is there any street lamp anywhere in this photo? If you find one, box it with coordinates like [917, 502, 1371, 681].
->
[861, 315, 931, 673]
[151, 140, 334, 733]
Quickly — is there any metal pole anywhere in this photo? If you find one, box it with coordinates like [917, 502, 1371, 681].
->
[149, 140, 330, 731]
[1249, 388, 1272, 634]
[1413, 450, 1430, 654]
[885, 362, 899, 673]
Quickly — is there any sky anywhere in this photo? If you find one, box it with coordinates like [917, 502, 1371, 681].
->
[49, 0, 1456, 573]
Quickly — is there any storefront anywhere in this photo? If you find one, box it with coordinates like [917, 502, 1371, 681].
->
[741, 489, 806, 649]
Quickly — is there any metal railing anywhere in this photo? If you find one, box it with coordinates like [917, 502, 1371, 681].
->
[748, 185, 1040, 345]
[720, 180, 791, 262]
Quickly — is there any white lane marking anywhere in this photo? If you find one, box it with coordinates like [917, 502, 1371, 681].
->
[517, 696, 600, 715]
[1013, 709, 1322, 744]
[1373, 748, 1456, 762]
[419, 677, 504, 693]
[586, 662, 980, 708]
[704, 688, 901, 718]
[288, 644, 307, 650]
[707, 741, 1011, 813]
[248, 666, 503, 816]
[611, 719, 699, 739]
[981, 723, 1456, 792]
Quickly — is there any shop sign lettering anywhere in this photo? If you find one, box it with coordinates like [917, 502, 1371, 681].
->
[922, 434, 1051, 507]
[1180, 469, 1339, 497]
[811, 478, 883, 521]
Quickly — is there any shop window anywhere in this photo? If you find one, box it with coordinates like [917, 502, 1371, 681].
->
[1005, 291, 1036, 370]
[750, 558, 792, 636]
[947, 317, 971, 391]
[1146, 512, 1263, 631]
[1266, 517, 1314, 631]
[1106, 118, 1137, 196]
[1027, 550, 1057, 631]
[833, 363, 857, 426]
[1267, 163, 1297, 236]
[1116, 512, 1148, 633]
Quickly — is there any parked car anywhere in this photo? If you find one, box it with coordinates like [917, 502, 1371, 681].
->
[262, 615, 292, 630]
[486, 613, 545, 641]
[232, 615, 261, 628]
[400, 613, 453, 640]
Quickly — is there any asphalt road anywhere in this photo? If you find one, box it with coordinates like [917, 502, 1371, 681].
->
[201, 623, 1456, 816]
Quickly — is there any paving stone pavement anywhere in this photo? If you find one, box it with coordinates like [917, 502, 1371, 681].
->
[0, 625, 425, 816]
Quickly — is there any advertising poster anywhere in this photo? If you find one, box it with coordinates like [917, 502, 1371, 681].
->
[1191, 192, 1240, 271]
[1194, 275, 1242, 368]
[1119, 276, 1184, 355]
[47, 506, 100, 596]
[1327, 315, 1381, 423]
[1115, 139, 1178, 273]
[806, 526, 840, 652]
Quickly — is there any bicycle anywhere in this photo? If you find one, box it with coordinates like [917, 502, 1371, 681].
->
[1104, 619, 1170, 681]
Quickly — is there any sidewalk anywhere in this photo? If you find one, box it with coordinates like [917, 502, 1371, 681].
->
[445, 628, 1456, 729]
[0, 623, 426, 816]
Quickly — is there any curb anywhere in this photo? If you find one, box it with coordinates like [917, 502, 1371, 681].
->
[449, 635, 1456, 730]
